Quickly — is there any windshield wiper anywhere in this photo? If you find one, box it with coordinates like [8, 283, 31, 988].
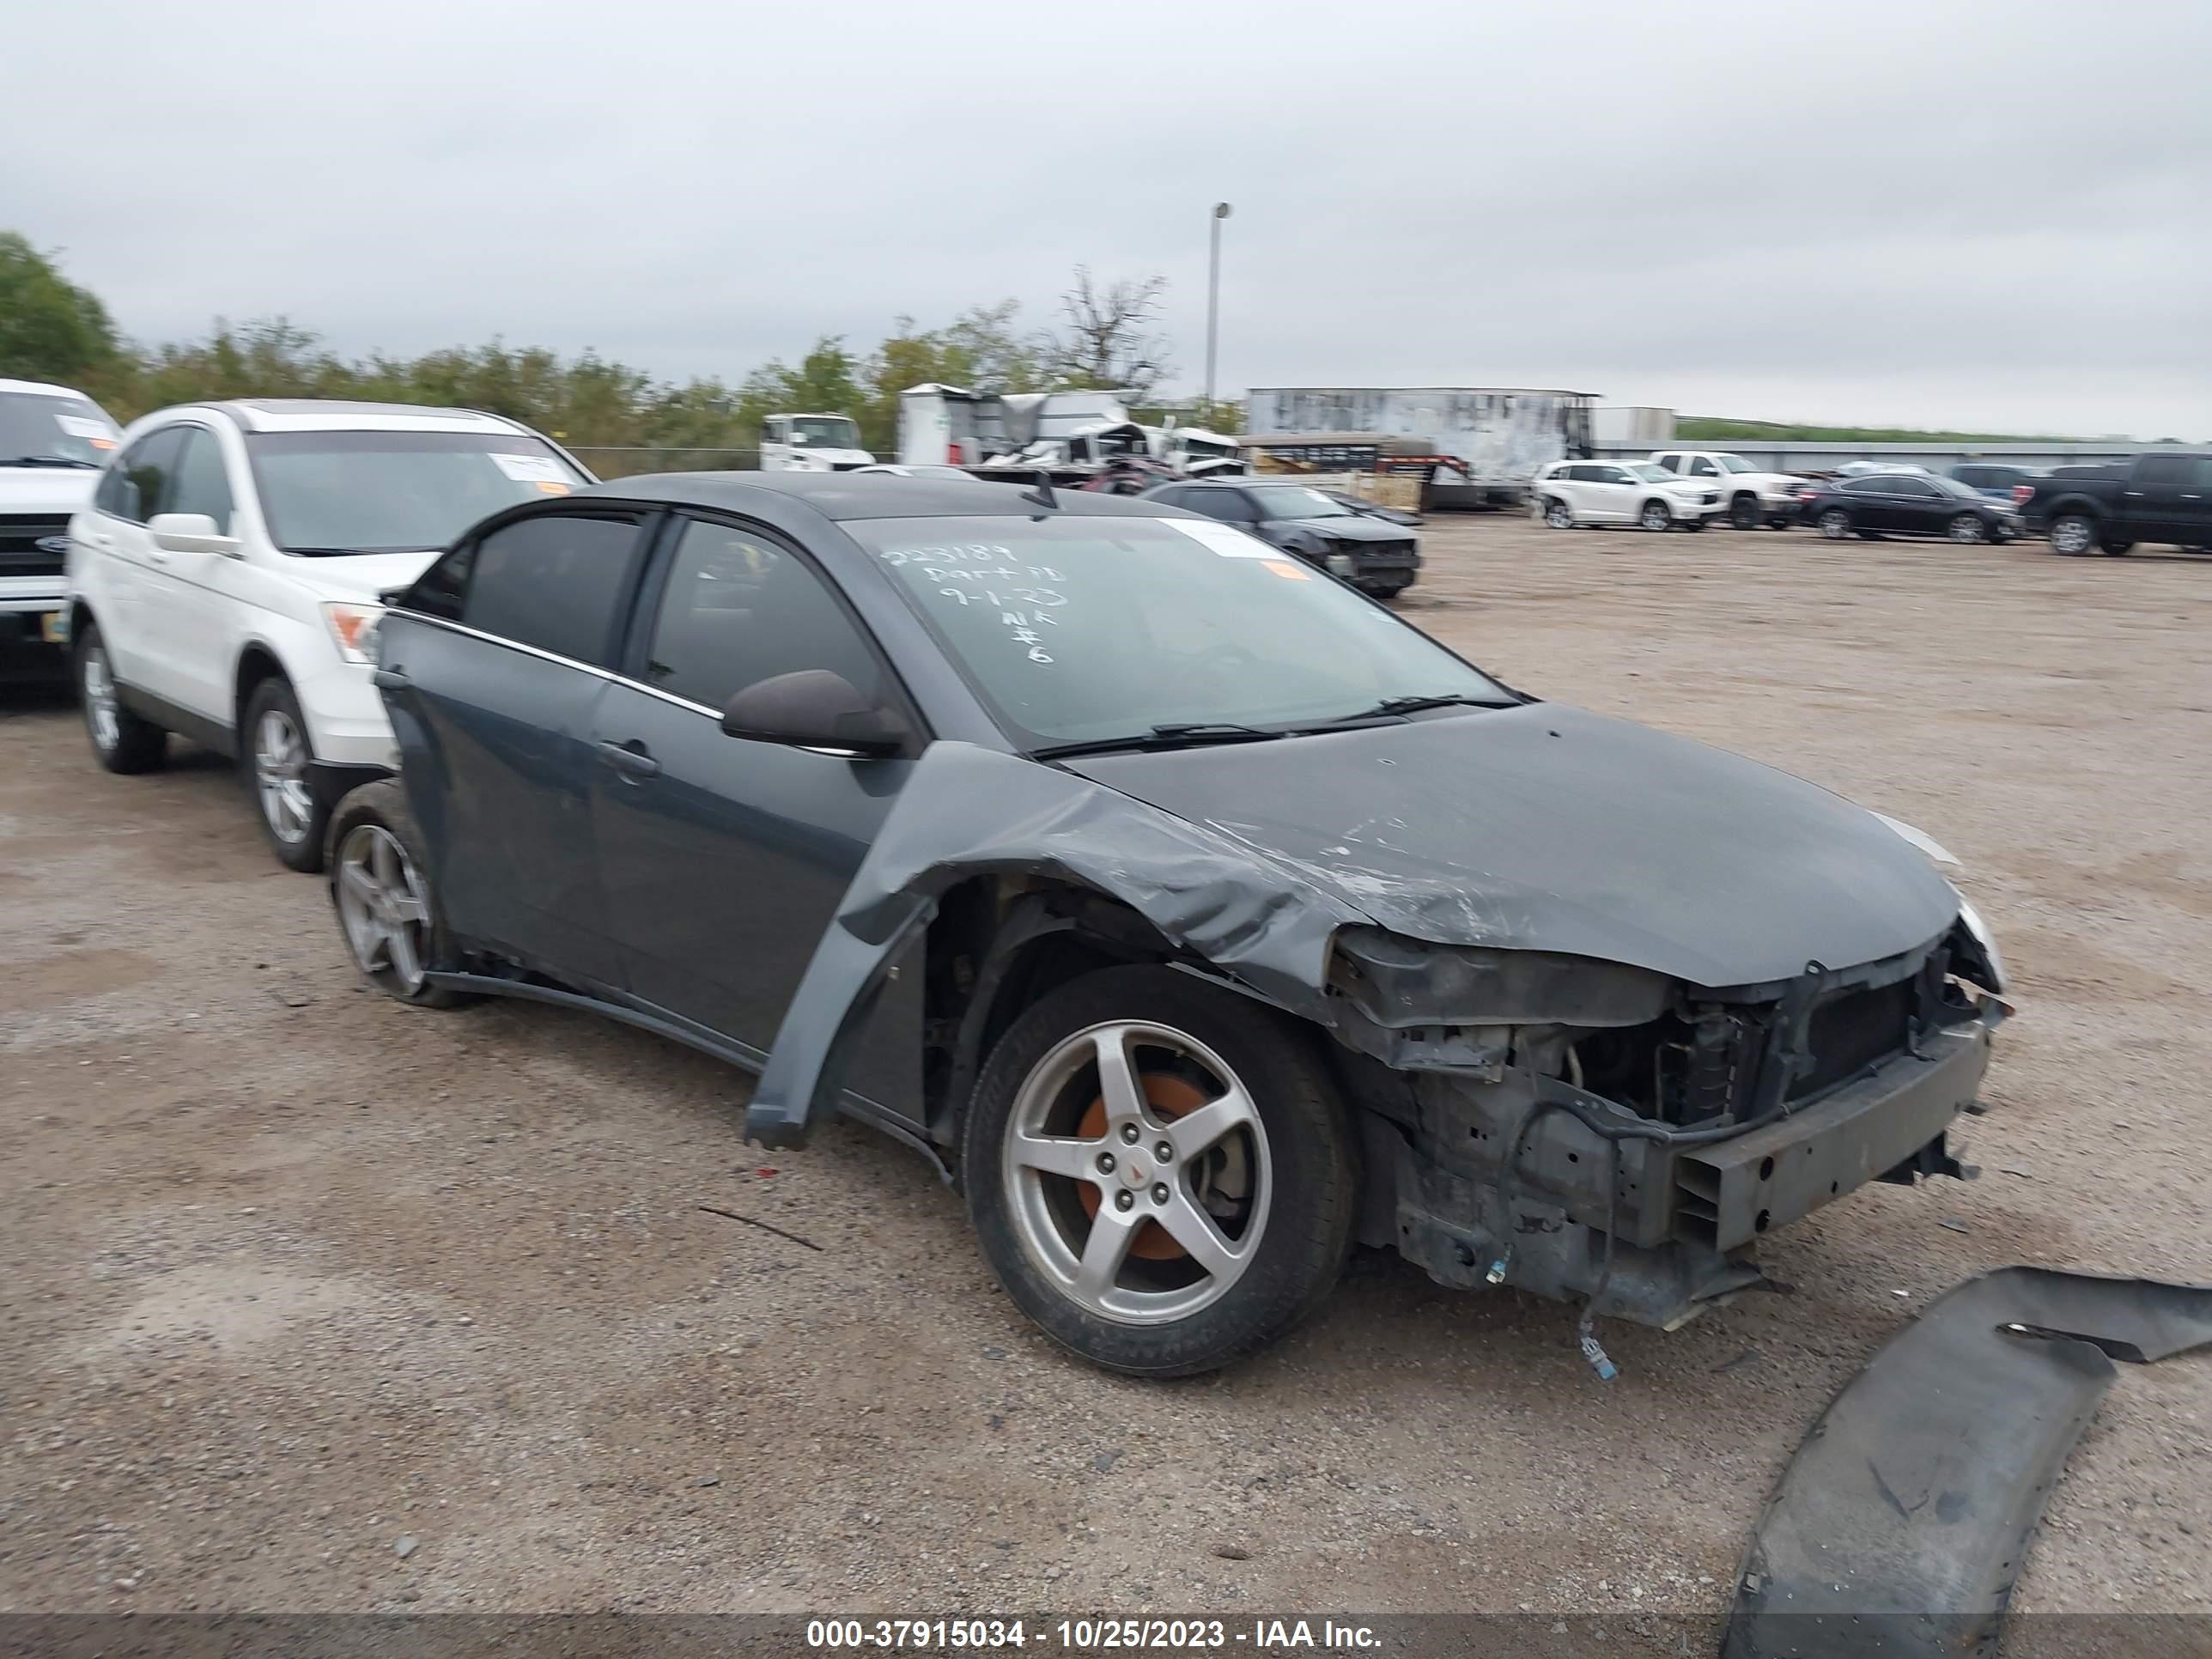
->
[0, 455, 100, 469]
[1309, 693, 1517, 726]
[1032, 722, 1287, 760]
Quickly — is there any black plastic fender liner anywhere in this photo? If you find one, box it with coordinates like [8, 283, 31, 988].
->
[1723, 1268, 2212, 1659]
[745, 741, 1369, 1147]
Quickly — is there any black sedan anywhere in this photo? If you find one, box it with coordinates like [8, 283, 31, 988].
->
[331, 472, 2005, 1376]
[1801, 471, 2023, 544]
[1136, 478, 1420, 597]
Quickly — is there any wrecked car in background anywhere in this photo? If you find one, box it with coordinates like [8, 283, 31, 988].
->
[332, 471, 2007, 1376]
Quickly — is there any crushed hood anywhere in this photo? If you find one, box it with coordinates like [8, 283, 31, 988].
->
[1061, 702, 1960, 989]
[1279, 514, 1413, 544]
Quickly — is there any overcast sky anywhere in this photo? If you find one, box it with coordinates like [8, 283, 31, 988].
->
[9, 1, 2209, 438]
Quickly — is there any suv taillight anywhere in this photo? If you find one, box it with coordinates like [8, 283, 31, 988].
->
[2012, 483, 2034, 506]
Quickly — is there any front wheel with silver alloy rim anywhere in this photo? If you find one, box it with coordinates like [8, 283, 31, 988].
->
[962, 964, 1357, 1376]
[1817, 508, 1853, 539]
[244, 677, 331, 872]
[1947, 514, 1987, 544]
[325, 779, 468, 1009]
[1638, 500, 1673, 532]
[1543, 497, 1574, 530]
[2049, 514, 2100, 556]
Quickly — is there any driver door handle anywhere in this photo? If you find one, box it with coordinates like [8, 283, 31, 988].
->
[596, 738, 660, 781]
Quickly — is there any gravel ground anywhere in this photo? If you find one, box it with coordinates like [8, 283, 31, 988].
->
[2, 518, 2207, 1621]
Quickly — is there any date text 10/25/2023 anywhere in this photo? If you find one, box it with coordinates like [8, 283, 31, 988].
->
[805, 1619, 1382, 1651]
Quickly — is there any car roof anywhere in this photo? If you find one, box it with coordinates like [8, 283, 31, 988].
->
[0, 377, 96, 399]
[577, 470, 1188, 523]
[200, 398, 534, 435]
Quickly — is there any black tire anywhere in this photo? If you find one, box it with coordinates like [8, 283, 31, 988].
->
[1729, 493, 1762, 530]
[1364, 579, 1412, 600]
[2049, 513, 2100, 557]
[74, 621, 167, 774]
[1542, 496, 1574, 530]
[2101, 538, 2136, 556]
[962, 964, 1358, 1377]
[1768, 515, 1795, 531]
[1683, 516, 1708, 532]
[1638, 499, 1673, 532]
[1947, 514, 1987, 544]
[325, 779, 471, 1010]
[242, 676, 332, 872]
[1816, 508, 1853, 540]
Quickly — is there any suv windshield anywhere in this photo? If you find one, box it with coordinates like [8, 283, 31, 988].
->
[244, 430, 586, 555]
[1248, 486, 1356, 520]
[791, 417, 860, 449]
[1714, 454, 1753, 473]
[0, 390, 119, 468]
[848, 514, 1510, 748]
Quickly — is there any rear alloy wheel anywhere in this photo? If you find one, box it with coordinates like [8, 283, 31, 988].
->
[1639, 499, 1674, 532]
[1543, 497, 1574, 530]
[1948, 514, 1987, 544]
[2050, 514, 2100, 556]
[245, 678, 330, 872]
[1817, 508, 1852, 540]
[75, 623, 167, 774]
[964, 965, 1356, 1376]
[328, 779, 468, 1009]
[1730, 494, 1762, 530]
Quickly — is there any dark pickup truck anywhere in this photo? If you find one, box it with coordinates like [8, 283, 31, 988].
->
[2021, 453, 2212, 556]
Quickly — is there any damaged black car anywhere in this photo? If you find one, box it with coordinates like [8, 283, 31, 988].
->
[332, 471, 2008, 1376]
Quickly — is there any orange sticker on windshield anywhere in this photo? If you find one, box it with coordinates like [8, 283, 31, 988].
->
[536, 481, 572, 495]
[1261, 560, 1310, 580]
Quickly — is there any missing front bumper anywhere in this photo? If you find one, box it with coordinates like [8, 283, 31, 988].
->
[1376, 1002, 2002, 1328]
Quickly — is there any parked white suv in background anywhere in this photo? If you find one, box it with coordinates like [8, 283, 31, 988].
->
[2, 378, 123, 669]
[1531, 459, 1724, 532]
[1648, 449, 1807, 530]
[66, 400, 589, 870]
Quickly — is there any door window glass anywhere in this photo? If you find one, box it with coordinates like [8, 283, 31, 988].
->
[1591, 466, 1631, 485]
[1889, 477, 1939, 498]
[106, 428, 186, 523]
[1654, 454, 1680, 472]
[1686, 456, 1719, 477]
[2136, 455, 2191, 489]
[459, 512, 648, 666]
[641, 519, 884, 712]
[1188, 490, 1249, 522]
[167, 428, 236, 532]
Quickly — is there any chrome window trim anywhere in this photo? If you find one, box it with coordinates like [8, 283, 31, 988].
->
[383, 608, 721, 720]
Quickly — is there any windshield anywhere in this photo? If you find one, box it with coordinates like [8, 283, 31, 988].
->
[1249, 486, 1357, 520]
[791, 416, 860, 449]
[1626, 464, 1674, 483]
[848, 514, 1510, 748]
[244, 430, 586, 555]
[0, 390, 120, 467]
[1714, 454, 1753, 473]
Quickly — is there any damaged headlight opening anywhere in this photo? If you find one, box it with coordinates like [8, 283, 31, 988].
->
[1325, 918, 2006, 1374]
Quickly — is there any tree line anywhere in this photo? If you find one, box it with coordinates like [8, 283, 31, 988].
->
[1, 232, 1230, 459]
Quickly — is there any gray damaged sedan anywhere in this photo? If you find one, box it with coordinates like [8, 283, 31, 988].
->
[331, 471, 2007, 1376]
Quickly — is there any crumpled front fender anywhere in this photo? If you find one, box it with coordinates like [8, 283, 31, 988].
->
[745, 742, 1368, 1147]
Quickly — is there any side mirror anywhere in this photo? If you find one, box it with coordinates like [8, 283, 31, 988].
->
[720, 669, 908, 759]
[149, 513, 240, 557]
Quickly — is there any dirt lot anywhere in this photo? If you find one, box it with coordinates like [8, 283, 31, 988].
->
[3, 518, 2209, 1621]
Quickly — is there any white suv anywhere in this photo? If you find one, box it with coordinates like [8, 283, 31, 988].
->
[66, 400, 589, 870]
[2, 378, 123, 664]
[1531, 459, 1724, 532]
[1648, 449, 1806, 530]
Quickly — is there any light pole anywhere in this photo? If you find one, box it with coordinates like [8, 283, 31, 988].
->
[1205, 202, 1232, 416]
